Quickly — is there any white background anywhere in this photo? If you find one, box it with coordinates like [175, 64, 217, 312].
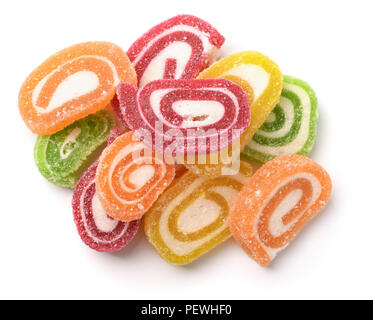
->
[1, 0, 372, 300]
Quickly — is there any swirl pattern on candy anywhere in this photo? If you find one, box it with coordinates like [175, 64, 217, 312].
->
[242, 76, 318, 163]
[96, 132, 175, 222]
[19, 42, 137, 135]
[34, 110, 115, 188]
[127, 14, 225, 88]
[185, 51, 283, 176]
[144, 160, 252, 265]
[118, 79, 250, 157]
[72, 162, 140, 252]
[230, 155, 332, 267]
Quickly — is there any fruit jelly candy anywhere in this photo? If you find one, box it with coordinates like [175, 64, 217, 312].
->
[72, 162, 140, 252]
[34, 110, 115, 188]
[19, 42, 137, 135]
[117, 79, 250, 157]
[185, 51, 282, 176]
[230, 155, 332, 267]
[144, 160, 252, 265]
[242, 75, 318, 163]
[127, 14, 225, 88]
[96, 132, 175, 222]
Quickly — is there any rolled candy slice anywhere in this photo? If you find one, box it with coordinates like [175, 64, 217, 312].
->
[185, 51, 282, 176]
[127, 14, 225, 88]
[96, 132, 175, 222]
[19, 42, 137, 135]
[34, 110, 115, 188]
[242, 76, 318, 163]
[230, 155, 332, 267]
[118, 79, 250, 157]
[72, 162, 140, 252]
[144, 160, 252, 265]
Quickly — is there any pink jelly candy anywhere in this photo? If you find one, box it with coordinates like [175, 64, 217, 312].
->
[127, 14, 225, 88]
[72, 162, 140, 252]
[117, 79, 251, 157]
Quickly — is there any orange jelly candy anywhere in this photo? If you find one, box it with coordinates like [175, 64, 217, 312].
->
[18, 42, 137, 135]
[230, 155, 332, 267]
[96, 132, 175, 222]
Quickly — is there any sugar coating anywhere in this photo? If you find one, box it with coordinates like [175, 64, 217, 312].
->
[144, 160, 252, 265]
[18, 41, 137, 135]
[127, 14, 225, 88]
[34, 110, 115, 188]
[242, 75, 318, 163]
[117, 78, 250, 157]
[72, 162, 140, 252]
[229, 155, 332, 267]
[95, 132, 175, 222]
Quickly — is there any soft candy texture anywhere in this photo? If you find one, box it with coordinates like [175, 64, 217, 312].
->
[19, 42, 137, 135]
[185, 51, 283, 176]
[127, 14, 225, 88]
[118, 79, 250, 157]
[144, 160, 252, 265]
[34, 110, 115, 188]
[72, 162, 140, 252]
[242, 76, 318, 163]
[230, 155, 332, 267]
[96, 132, 175, 222]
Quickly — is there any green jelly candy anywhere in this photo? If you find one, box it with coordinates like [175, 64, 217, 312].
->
[242, 75, 318, 163]
[34, 110, 115, 188]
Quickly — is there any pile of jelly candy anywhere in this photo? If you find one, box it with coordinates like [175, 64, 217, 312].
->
[19, 15, 332, 267]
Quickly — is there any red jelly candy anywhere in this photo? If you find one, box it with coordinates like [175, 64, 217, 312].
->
[72, 162, 140, 252]
[107, 126, 126, 146]
[117, 79, 251, 157]
[127, 14, 225, 88]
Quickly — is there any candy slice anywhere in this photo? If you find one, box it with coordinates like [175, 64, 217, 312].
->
[96, 132, 175, 221]
[242, 76, 318, 163]
[144, 160, 252, 265]
[72, 162, 140, 252]
[127, 14, 225, 88]
[19, 42, 137, 135]
[185, 51, 282, 176]
[34, 110, 115, 188]
[118, 79, 250, 157]
[230, 155, 332, 267]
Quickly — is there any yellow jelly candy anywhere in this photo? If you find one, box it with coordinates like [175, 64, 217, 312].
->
[184, 51, 283, 176]
[144, 160, 252, 265]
